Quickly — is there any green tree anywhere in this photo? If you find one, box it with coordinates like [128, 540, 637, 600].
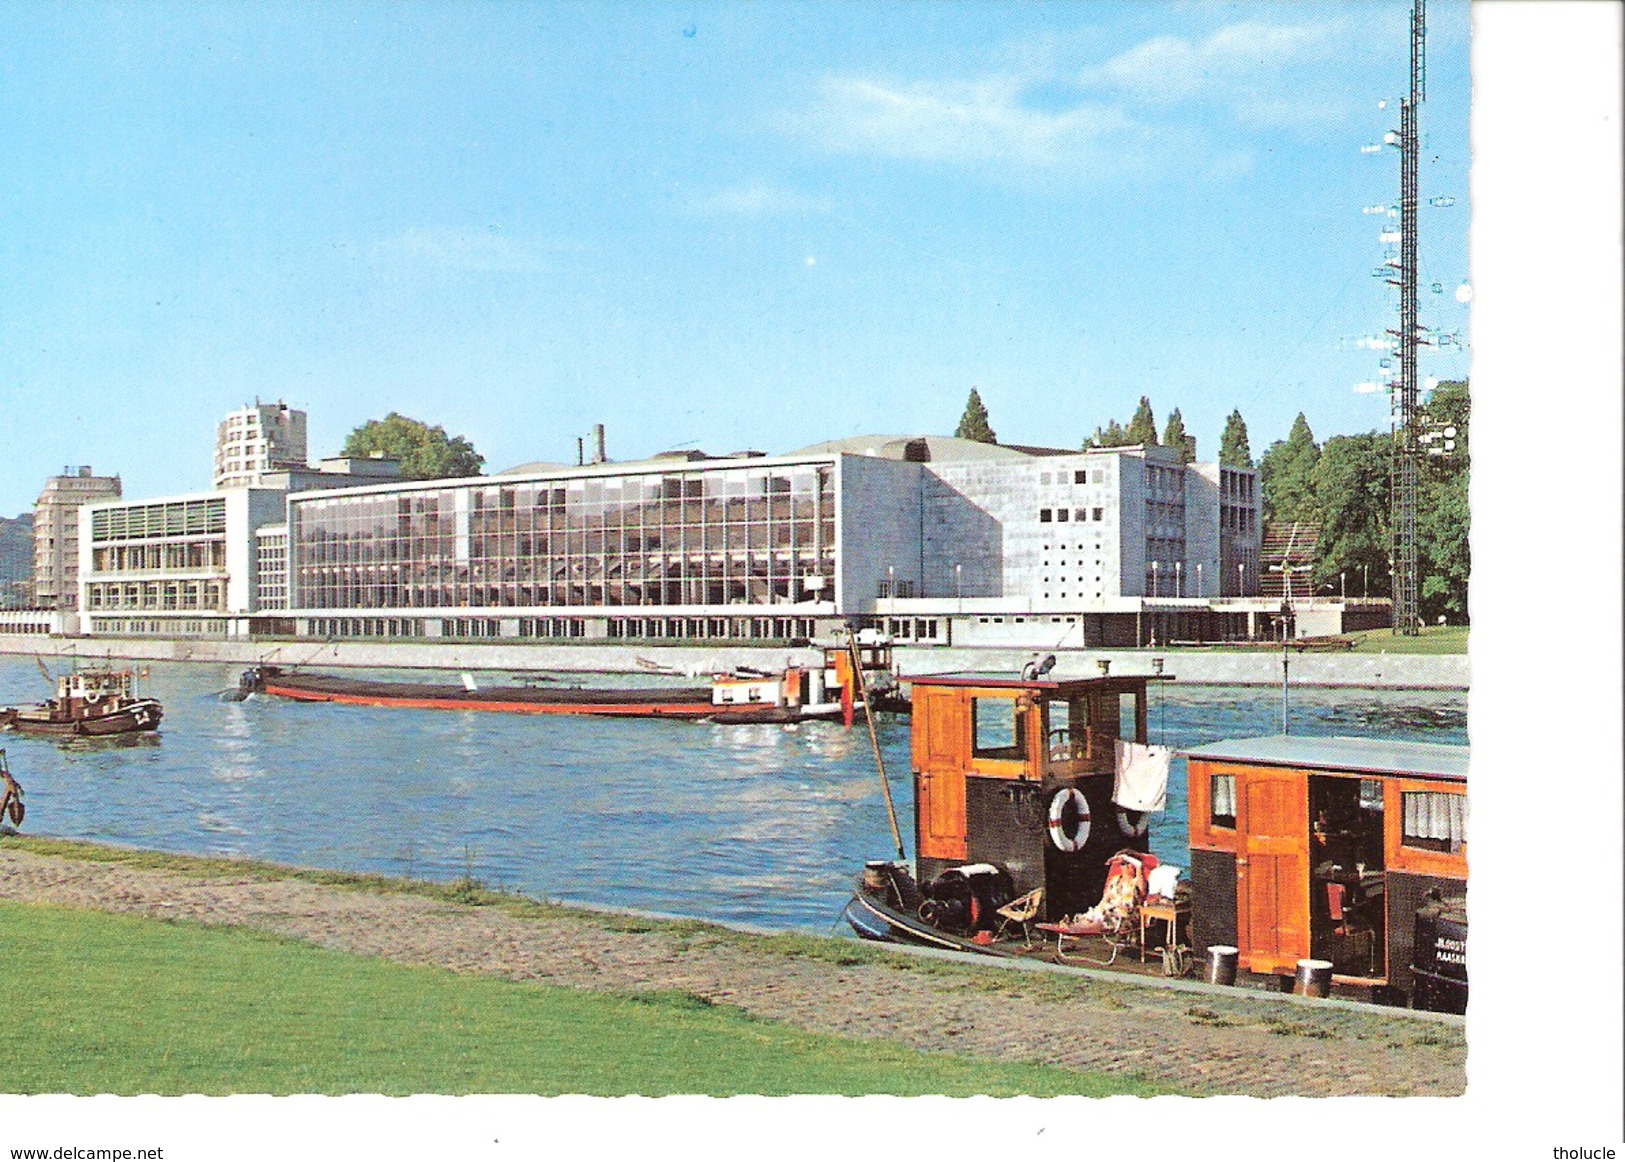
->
[1308, 431, 1391, 597]
[1219, 409, 1253, 468]
[1124, 396, 1159, 446]
[954, 389, 997, 444]
[343, 413, 485, 480]
[1087, 419, 1129, 448]
[1162, 409, 1195, 463]
[1416, 379, 1470, 624]
[1258, 413, 1319, 524]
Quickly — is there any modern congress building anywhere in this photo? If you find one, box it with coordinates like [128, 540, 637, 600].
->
[273, 435, 1261, 647]
[74, 427, 1264, 648]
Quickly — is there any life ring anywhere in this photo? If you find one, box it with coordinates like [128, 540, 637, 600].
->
[83, 690, 102, 705]
[1117, 808, 1149, 839]
[1047, 787, 1091, 853]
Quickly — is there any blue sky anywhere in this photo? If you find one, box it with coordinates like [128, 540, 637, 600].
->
[0, 0, 1472, 514]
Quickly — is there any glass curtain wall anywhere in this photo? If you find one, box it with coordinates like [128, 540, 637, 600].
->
[291, 464, 836, 612]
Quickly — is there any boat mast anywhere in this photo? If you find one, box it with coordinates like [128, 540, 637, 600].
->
[849, 629, 904, 860]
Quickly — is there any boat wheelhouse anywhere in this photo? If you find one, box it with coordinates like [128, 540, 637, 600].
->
[909, 671, 1164, 918]
[1185, 735, 1467, 1009]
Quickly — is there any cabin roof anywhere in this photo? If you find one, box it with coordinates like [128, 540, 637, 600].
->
[1183, 735, 1468, 782]
[907, 671, 1152, 693]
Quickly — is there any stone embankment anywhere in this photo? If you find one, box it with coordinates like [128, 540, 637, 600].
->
[0, 845, 1465, 1096]
[0, 634, 1467, 689]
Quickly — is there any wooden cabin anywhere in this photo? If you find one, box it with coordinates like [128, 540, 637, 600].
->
[1185, 735, 1467, 1005]
[910, 671, 1162, 921]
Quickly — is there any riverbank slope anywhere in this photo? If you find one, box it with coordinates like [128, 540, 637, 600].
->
[0, 840, 1464, 1096]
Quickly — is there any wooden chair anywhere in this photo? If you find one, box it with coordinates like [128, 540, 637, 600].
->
[994, 888, 1044, 948]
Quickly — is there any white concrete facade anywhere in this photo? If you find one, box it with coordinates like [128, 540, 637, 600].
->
[72, 433, 1265, 647]
[78, 488, 288, 638]
[214, 401, 308, 490]
[33, 467, 122, 610]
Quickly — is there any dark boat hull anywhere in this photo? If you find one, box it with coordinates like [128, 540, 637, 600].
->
[2, 700, 163, 736]
[842, 890, 1019, 958]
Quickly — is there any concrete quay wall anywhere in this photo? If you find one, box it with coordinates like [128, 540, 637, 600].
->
[0, 634, 1469, 690]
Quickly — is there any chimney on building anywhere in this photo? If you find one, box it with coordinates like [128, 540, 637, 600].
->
[592, 424, 607, 465]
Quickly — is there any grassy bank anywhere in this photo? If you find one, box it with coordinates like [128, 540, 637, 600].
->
[1, 892, 1168, 1096]
[1343, 625, 1468, 654]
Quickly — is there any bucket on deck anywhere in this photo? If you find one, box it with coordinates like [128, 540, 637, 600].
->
[1294, 958, 1334, 998]
[1206, 945, 1239, 986]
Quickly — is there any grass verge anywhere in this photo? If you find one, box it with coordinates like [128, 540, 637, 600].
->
[0, 899, 1172, 1096]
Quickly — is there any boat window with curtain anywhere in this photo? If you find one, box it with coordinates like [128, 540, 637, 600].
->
[1401, 790, 1467, 853]
[1210, 773, 1236, 828]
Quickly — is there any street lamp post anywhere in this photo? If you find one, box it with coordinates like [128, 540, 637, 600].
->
[955, 563, 963, 613]
[1175, 561, 1183, 599]
[1151, 561, 1159, 598]
[1196, 562, 1203, 598]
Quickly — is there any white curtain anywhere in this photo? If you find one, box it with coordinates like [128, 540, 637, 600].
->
[1403, 791, 1467, 845]
[1211, 774, 1236, 821]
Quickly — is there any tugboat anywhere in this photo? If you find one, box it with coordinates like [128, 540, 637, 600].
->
[843, 664, 1176, 961]
[1, 668, 164, 737]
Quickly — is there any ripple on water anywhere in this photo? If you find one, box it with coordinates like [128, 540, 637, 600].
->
[0, 658, 1466, 932]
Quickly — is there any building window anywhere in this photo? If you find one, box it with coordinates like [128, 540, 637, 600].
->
[1074, 470, 1087, 484]
[1401, 791, 1467, 853]
[1056, 509, 1069, 522]
[1092, 508, 1103, 521]
[1039, 509, 1053, 523]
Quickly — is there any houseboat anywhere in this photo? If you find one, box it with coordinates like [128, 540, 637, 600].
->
[844, 667, 1173, 956]
[1185, 735, 1467, 1012]
[1, 668, 163, 737]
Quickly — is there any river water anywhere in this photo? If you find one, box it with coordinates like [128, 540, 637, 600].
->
[0, 657, 1466, 933]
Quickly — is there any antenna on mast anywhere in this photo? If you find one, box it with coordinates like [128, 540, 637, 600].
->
[1390, 0, 1426, 636]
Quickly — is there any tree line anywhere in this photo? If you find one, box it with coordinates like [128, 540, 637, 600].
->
[956, 383, 1469, 624]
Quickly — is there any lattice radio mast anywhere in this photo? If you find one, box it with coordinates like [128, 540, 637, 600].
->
[1389, 0, 1426, 635]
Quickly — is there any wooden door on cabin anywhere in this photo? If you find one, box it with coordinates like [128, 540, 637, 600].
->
[913, 688, 968, 860]
[1236, 767, 1310, 974]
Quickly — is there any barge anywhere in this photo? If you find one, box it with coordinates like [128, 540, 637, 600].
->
[241, 636, 902, 725]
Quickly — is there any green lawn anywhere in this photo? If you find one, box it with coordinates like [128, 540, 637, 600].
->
[1343, 624, 1468, 654]
[1, 900, 1169, 1096]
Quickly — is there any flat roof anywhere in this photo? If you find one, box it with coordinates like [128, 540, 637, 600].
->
[1183, 735, 1468, 782]
[908, 671, 1157, 692]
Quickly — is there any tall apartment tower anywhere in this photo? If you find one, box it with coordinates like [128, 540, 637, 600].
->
[214, 401, 308, 489]
[34, 466, 121, 610]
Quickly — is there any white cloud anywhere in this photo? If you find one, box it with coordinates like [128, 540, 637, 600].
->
[800, 73, 1145, 175]
[686, 181, 834, 217]
[791, 13, 1388, 179]
[370, 227, 554, 274]
[1077, 14, 1386, 131]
